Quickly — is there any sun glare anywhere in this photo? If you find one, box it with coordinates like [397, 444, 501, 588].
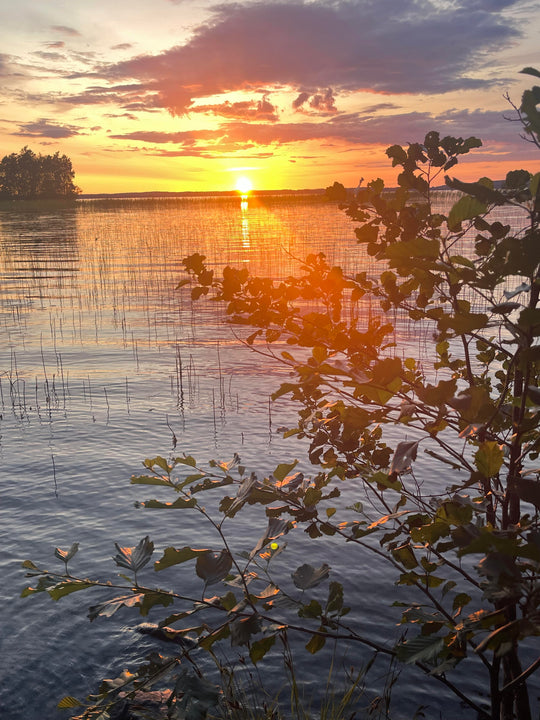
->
[235, 176, 253, 194]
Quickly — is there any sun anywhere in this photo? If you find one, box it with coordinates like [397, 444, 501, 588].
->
[235, 176, 253, 194]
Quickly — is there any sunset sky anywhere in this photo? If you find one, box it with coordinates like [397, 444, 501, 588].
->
[1, 0, 538, 194]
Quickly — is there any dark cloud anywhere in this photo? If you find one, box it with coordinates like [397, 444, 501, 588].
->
[293, 92, 310, 109]
[15, 119, 80, 139]
[293, 88, 337, 115]
[191, 95, 279, 121]
[90, 0, 522, 115]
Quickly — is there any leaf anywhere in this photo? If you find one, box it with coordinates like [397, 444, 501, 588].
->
[113, 536, 154, 573]
[395, 634, 445, 664]
[130, 474, 172, 487]
[173, 455, 198, 467]
[138, 590, 174, 616]
[292, 563, 330, 590]
[228, 472, 258, 513]
[475, 619, 521, 654]
[57, 697, 83, 709]
[141, 497, 197, 509]
[230, 614, 261, 646]
[275, 471, 304, 491]
[306, 631, 326, 654]
[250, 635, 276, 664]
[198, 625, 230, 650]
[155, 545, 211, 571]
[392, 544, 418, 570]
[367, 510, 409, 530]
[48, 581, 95, 601]
[490, 302, 521, 315]
[445, 176, 506, 206]
[195, 550, 233, 584]
[54, 543, 79, 564]
[21, 559, 39, 571]
[254, 583, 280, 600]
[520, 66, 540, 79]
[143, 456, 172, 473]
[326, 581, 344, 614]
[453, 592, 472, 615]
[447, 195, 487, 230]
[250, 517, 292, 559]
[369, 470, 402, 491]
[474, 442, 504, 477]
[272, 460, 299, 483]
[88, 593, 144, 621]
[389, 441, 419, 474]
[298, 599, 323, 619]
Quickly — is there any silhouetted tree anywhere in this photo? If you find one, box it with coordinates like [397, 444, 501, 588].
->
[0, 147, 81, 200]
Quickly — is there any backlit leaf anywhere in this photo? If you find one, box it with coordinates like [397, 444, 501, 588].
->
[447, 196, 487, 230]
[155, 545, 211, 571]
[130, 474, 172, 487]
[57, 697, 82, 709]
[474, 442, 504, 477]
[250, 635, 276, 664]
[392, 544, 418, 570]
[272, 461, 299, 483]
[113, 536, 154, 573]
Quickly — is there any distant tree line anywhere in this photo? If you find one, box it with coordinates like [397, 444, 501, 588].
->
[0, 147, 80, 200]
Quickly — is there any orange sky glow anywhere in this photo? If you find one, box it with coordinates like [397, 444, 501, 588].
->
[1, 0, 538, 194]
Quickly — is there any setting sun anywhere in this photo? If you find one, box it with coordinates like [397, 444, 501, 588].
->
[235, 176, 253, 194]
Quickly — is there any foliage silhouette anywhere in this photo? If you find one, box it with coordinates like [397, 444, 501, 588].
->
[0, 147, 80, 200]
[22, 69, 540, 720]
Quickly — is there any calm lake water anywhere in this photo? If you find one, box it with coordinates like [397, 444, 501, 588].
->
[0, 195, 533, 719]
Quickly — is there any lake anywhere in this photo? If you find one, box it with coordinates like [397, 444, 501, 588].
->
[0, 194, 531, 720]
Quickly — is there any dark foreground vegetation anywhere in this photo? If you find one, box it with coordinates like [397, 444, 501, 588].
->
[0, 146, 80, 201]
[21, 68, 540, 719]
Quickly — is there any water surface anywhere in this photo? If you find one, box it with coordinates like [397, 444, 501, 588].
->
[0, 195, 531, 719]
